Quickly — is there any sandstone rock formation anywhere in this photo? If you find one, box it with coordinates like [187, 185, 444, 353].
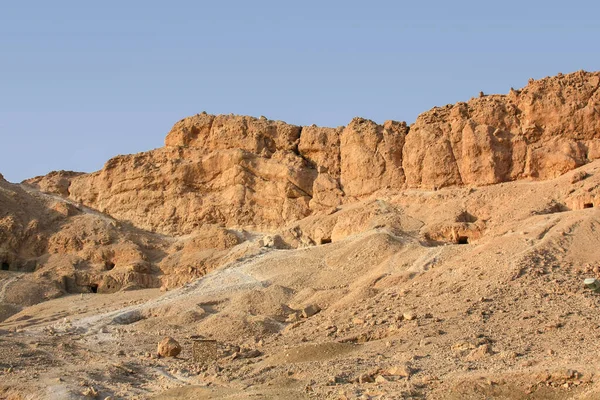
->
[24, 71, 600, 235]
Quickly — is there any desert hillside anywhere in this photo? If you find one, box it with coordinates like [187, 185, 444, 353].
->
[2, 70, 600, 399]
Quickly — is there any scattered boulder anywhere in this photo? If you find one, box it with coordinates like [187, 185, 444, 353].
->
[358, 373, 375, 384]
[386, 363, 415, 378]
[571, 170, 588, 184]
[301, 304, 321, 318]
[82, 386, 99, 398]
[402, 312, 416, 321]
[465, 343, 493, 361]
[112, 310, 144, 325]
[286, 312, 300, 323]
[157, 337, 182, 358]
[232, 349, 262, 359]
[452, 341, 477, 357]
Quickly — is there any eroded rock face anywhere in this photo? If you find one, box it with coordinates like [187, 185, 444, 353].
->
[165, 114, 301, 154]
[24, 170, 84, 197]
[27, 71, 600, 235]
[298, 125, 342, 177]
[66, 146, 316, 234]
[340, 118, 407, 198]
[0, 175, 168, 321]
[0, 170, 261, 321]
[404, 70, 600, 188]
[53, 116, 410, 233]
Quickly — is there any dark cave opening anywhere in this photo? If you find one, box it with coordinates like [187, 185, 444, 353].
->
[584, 203, 594, 209]
[457, 236, 469, 245]
[105, 261, 116, 271]
[1, 262, 9, 271]
[320, 238, 332, 245]
[89, 284, 99, 293]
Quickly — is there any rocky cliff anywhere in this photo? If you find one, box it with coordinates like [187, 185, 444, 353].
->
[6, 70, 600, 399]
[24, 71, 600, 235]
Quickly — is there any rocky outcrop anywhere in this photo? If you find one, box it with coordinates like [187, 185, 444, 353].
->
[1, 172, 263, 321]
[26, 71, 600, 234]
[0, 176, 50, 265]
[165, 114, 301, 154]
[0, 174, 170, 322]
[24, 170, 84, 197]
[65, 145, 317, 235]
[404, 70, 600, 188]
[340, 118, 407, 197]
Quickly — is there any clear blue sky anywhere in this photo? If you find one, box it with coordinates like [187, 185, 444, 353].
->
[1, 1, 599, 182]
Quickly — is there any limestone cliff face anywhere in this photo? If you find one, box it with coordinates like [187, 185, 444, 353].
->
[67, 131, 317, 235]
[61, 115, 410, 234]
[340, 118, 407, 197]
[25, 70, 600, 234]
[404, 70, 600, 188]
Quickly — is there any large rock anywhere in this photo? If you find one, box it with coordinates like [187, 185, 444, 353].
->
[157, 337, 182, 357]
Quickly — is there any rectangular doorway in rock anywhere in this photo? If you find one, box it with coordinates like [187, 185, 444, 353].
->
[457, 236, 469, 245]
[320, 238, 332, 245]
[1, 262, 8, 271]
[584, 203, 594, 209]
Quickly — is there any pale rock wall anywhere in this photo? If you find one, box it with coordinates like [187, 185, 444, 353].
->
[404, 70, 600, 188]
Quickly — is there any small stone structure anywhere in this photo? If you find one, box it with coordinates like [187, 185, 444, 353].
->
[192, 339, 218, 365]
